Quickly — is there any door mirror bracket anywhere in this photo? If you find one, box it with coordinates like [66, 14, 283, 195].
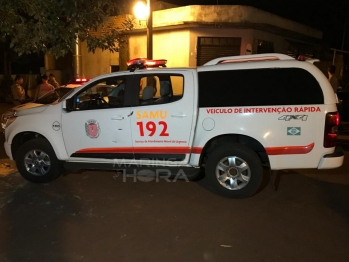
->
[63, 97, 75, 112]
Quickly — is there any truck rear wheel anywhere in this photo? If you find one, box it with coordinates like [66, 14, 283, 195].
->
[15, 138, 63, 183]
[205, 143, 263, 198]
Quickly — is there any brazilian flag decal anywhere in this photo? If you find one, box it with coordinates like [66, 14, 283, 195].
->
[287, 127, 301, 136]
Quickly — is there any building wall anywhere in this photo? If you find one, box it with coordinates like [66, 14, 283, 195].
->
[153, 5, 322, 39]
[129, 29, 190, 67]
[76, 5, 323, 76]
[128, 5, 322, 68]
[80, 42, 120, 78]
[128, 34, 146, 60]
[252, 30, 289, 53]
[189, 28, 254, 67]
[55, 29, 292, 78]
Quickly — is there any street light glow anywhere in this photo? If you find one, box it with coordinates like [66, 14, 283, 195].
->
[134, 1, 149, 20]
[133, 0, 153, 59]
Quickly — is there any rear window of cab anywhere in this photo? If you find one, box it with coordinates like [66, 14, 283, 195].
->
[198, 68, 324, 107]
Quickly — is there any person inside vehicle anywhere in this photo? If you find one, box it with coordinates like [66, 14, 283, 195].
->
[11, 75, 26, 106]
[147, 76, 158, 96]
[106, 80, 126, 106]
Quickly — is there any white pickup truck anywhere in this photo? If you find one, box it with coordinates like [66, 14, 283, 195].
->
[2, 54, 344, 198]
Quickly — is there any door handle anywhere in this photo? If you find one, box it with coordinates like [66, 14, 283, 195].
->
[111, 116, 124, 120]
[171, 113, 188, 118]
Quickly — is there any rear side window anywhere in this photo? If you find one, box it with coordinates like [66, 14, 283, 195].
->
[198, 68, 324, 107]
[135, 74, 184, 106]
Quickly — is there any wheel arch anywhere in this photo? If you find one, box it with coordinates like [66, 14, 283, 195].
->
[198, 134, 269, 166]
[12, 132, 52, 161]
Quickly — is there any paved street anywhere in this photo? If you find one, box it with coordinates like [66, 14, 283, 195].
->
[0, 102, 348, 261]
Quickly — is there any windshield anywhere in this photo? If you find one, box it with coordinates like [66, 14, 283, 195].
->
[35, 87, 73, 104]
[58, 88, 74, 102]
[73, 77, 126, 110]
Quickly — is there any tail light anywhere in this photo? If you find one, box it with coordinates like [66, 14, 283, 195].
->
[324, 112, 340, 148]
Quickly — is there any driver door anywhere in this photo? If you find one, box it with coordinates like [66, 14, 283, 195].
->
[62, 75, 134, 162]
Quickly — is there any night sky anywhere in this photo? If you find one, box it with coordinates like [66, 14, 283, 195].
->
[164, 0, 349, 49]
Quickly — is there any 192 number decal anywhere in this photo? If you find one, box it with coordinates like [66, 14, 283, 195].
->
[137, 121, 169, 136]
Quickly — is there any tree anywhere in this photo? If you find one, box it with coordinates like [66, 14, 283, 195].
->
[0, 0, 133, 100]
[0, 0, 133, 58]
[0, 38, 18, 75]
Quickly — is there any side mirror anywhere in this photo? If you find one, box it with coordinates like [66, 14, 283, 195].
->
[63, 97, 75, 112]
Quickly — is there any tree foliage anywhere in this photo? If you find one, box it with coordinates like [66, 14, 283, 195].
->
[0, 0, 133, 57]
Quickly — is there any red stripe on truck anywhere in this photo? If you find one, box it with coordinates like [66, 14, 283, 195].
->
[266, 143, 314, 155]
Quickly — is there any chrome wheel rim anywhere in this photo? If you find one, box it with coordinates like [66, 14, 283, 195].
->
[24, 149, 51, 176]
[215, 156, 251, 190]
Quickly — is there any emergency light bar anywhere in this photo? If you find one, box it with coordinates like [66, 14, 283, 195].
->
[74, 78, 90, 83]
[127, 58, 167, 71]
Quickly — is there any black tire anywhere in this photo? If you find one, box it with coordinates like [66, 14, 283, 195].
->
[15, 138, 63, 183]
[205, 143, 263, 198]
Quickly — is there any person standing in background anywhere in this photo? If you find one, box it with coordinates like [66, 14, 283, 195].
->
[35, 75, 55, 100]
[328, 65, 339, 93]
[48, 73, 59, 89]
[11, 75, 26, 106]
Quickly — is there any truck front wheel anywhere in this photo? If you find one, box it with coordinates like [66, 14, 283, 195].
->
[15, 138, 63, 183]
[205, 143, 263, 198]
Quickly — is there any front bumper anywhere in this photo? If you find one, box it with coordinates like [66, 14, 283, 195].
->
[318, 146, 344, 169]
[4, 140, 13, 160]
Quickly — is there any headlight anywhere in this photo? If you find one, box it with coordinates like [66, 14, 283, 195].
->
[2, 117, 16, 129]
[1, 110, 17, 130]
[2, 110, 16, 121]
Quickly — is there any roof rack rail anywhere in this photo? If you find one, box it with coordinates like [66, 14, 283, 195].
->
[203, 53, 294, 66]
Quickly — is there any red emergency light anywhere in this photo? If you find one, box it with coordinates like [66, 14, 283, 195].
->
[297, 55, 306, 61]
[74, 78, 90, 83]
[127, 58, 167, 70]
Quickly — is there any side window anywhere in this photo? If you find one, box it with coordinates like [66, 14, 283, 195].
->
[75, 76, 126, 111]
[138, 74, 184, 106]
[198, 68, 324, 107]
[140, 76, 160, 98]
